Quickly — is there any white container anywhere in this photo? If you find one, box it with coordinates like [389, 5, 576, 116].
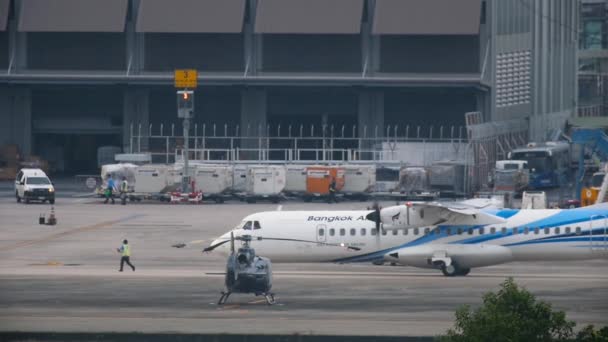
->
[246, 165, 286, 196]
[100, 163, 138, 190]
[134, 164, 183, 193]
[192, 164, 233, 194]
[285, 164, 308, 193]
[342, 164, 376, 194]
[232, 165, 249, 192]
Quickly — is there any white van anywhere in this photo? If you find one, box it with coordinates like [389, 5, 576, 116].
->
[15, 168, 55, 204]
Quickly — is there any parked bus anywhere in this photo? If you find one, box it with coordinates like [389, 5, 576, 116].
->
[508, 142, 570, 189]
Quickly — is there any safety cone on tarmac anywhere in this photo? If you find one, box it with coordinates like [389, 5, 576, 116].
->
[47, 206, 57, 225]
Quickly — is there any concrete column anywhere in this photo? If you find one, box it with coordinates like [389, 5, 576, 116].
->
[0, 88, 32, 157]
[240, 88, 267, 158]
[123, 88, 150, 153]
[358, 90, 384, 142]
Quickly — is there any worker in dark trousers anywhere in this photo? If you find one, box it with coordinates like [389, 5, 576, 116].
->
[104, 174, 116, 204]
[119, 176, 129, 205]
[328, 178, 337, 203]
[117, 239, 135, 272]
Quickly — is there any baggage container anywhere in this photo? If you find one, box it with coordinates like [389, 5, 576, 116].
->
[192, 164, 233, 195]
[305, 166, 345, 195]
[133, 164, 183, 194]
[375, 166, 401, 192]
[285, 164, 308, 193]
[342, 164, 376, 195]
[232, 165, 249, 192]
[246, 165, 286, 196]
[429, 161, 467, 196]
[99, 163, 138, 193]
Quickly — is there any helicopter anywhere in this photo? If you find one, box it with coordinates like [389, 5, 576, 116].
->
[202, 232, 361, 305]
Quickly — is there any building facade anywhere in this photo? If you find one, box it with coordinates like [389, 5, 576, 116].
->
[0, 0, 578, 173]
[578, 0, 608, 117]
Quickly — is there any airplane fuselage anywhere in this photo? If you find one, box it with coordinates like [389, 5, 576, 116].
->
[214, 207, 608, 272]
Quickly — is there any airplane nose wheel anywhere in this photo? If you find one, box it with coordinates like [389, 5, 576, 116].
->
[440, 264, 470, 277]
[264, 293, 276, 305]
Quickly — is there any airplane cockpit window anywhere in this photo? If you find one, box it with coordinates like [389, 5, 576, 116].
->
[254, 221, 262, 230]
[238, 221, 252, 230]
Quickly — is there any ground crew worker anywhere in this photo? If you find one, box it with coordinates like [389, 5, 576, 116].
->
[104, 174, 116, 204]
[119, 176, 128, 205]
[328, 177, 337, 203]
[117, 239, 135, 272]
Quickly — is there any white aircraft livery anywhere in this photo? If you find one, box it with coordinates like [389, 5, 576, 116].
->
[207, 201, 608, 276]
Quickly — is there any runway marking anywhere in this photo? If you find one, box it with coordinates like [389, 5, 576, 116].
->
[0, 214, 145, 253]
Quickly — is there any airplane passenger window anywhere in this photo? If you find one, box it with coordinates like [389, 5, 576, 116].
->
[524, 227, 529, 234]
[513, 227, 518, 234]
[446, 228, 452, 236]
[350, 228, 356, 236]
[490, 227, 496, 234]
[242, 221, 253, 230]
[382, 229, 387, 236]
[420, 209, 424, 219]
[501, 227, 507, 235]
[555, 227, 560, 234]
[319, 228, 325, 236]
[371, 228, 377, 236]
[414, 228, 419, 235]
[468, 228, 474, 235]
[534, 227, 539, 234]
[340, 228, 346, 236]
[424, 228, 430, 235]
[254, 221, 261, 230]
[361, 228, 366, 236]
[544, 227, 550, 235]
[403, 229, 408, 235]
[457, 228, 463, 235]
[479, 227, 485, 235]
[565, 227, 571, 234]
[576, 227, 582, 235]
[392, 229, 398, 236]
[329, 228, 335, 236]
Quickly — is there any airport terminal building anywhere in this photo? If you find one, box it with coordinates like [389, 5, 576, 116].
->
[0, 0, 578, 173]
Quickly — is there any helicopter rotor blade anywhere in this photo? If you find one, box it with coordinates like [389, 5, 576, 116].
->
[202, 239, 231, 252]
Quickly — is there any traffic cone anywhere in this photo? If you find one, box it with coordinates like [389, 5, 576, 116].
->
[47, 206, 57, 225]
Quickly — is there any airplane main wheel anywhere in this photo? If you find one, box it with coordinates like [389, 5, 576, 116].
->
[441, 264, 458, 277]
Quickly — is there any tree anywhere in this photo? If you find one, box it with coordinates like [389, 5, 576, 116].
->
[440, 277, 576, 342]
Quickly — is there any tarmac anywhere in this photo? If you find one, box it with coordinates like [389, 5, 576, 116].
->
[0, 182, 607, 337]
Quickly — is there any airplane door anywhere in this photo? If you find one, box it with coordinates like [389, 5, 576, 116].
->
[589, 215, 607, 253]
[316, 224, 327, 243]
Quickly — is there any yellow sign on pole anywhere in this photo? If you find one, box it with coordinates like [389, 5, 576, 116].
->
[174, 69, 198, 88]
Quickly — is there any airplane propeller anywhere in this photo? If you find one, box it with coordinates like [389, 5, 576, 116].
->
[203, 235, 361, 252]
[368, 201, 384, 235]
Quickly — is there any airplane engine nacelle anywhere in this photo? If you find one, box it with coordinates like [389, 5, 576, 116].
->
[383, 244, 513, 269]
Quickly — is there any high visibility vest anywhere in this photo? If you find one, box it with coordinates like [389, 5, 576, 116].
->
[121, 244, 130, 257]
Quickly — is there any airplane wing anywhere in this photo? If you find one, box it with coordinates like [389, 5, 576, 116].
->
[410, 202, 507, 226]
[377, 202, 507, 229]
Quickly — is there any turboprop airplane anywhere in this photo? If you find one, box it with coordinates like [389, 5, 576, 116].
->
[204, 201, 608, 276]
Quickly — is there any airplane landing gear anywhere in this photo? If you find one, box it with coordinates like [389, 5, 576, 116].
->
[218, 291, 231, 305]
[440, 263, 470, 277]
